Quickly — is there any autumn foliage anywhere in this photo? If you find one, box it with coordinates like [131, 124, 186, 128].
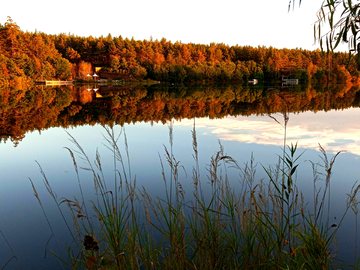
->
[52, 33, 360, 83]
[0, 17, 72, 84]
[1, 17, 359, 84]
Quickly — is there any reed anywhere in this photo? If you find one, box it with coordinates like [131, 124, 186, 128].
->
[0, 228, 23, 270]
[28, 123, 360, 270]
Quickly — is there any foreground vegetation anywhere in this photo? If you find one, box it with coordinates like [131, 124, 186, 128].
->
[20, 123, 359, 270]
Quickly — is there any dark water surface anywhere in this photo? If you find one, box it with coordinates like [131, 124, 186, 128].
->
[1, 83, 360, 268]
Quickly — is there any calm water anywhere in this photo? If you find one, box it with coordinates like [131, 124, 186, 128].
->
[1, 83, 360, 268]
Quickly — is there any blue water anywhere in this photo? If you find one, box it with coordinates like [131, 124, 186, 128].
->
[1, 108, 360, 269]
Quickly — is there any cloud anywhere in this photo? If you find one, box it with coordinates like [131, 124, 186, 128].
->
[168, 108, 360, 156]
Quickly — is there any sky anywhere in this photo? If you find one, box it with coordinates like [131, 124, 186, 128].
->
[0, 0, 343, 52]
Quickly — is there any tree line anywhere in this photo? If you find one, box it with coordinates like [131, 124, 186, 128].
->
[1, 17, 360, 84]
[54, 32, 360, 84]
[0, 17, 72, 86]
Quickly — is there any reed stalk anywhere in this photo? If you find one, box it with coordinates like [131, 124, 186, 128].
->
[27, 122, 360, 269]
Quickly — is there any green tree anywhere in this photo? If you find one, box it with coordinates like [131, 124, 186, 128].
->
[51, 57, 72, 80]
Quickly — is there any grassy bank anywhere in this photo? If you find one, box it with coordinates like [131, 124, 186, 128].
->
[24, 124, 360, 270]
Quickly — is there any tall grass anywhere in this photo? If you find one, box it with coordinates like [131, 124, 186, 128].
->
[0, 228, 23, 269]
[29, 123, 360, 269]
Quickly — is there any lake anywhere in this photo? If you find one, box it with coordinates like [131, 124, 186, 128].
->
[1, 82, 360, 269]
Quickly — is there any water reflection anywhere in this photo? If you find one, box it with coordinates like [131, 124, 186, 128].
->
[173, 108, 360, 155]
[0, 83, 360, 148]
[1, 83, 360, 268]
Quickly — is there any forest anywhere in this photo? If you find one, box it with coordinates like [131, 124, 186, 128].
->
[0, 18, 72, 87]
[1, 17, 360, 85]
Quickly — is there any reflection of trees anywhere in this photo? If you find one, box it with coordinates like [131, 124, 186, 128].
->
[58, 83, 360, 126]
[1, 84, 360, 146]
[0, 86, 73, 146]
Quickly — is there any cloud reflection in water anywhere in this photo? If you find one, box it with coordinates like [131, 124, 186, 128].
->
[173, 108, 360, 156]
